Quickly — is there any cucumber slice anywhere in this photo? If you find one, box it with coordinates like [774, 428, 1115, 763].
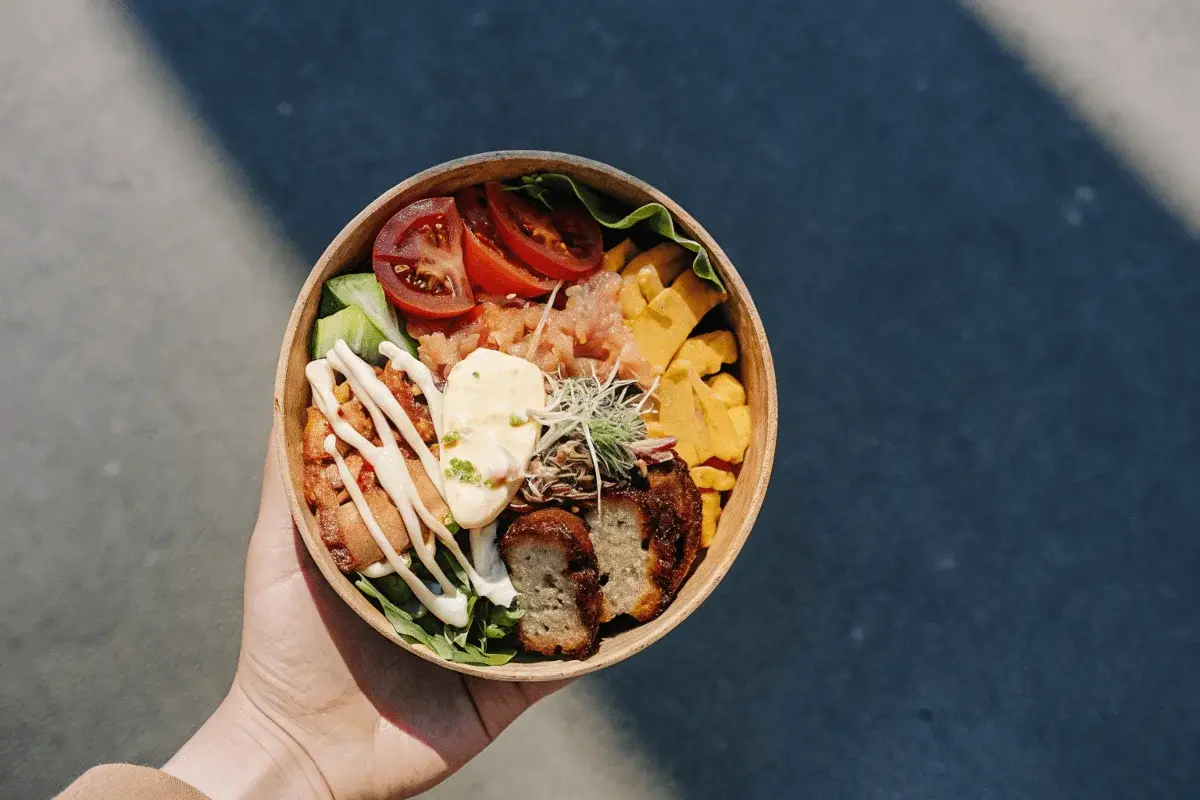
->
[320, 273, 418, 356]
[312, 305, 388, 364]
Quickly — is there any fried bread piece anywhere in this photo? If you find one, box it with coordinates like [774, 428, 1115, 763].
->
[583, 492, 678, 622]
[645, 458, 703, 593]
[500, 508, 602, 659]
[582, 457, 703, 622]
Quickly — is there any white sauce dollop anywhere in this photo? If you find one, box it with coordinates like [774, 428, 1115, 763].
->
[439, 348, 546, 529]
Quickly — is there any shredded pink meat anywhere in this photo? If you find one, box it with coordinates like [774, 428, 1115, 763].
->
[412, 272, 653, 386]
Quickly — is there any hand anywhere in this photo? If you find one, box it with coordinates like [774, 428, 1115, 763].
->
[164, 426, 564, 799]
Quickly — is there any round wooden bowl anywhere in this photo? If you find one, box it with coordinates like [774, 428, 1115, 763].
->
[274, 151, 777, 681]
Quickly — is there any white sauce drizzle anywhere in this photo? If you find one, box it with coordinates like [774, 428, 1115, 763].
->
[361, 560, 398, 579]
[328, 341, 443, 496]
[308, 340, 519, 612]
[325, 435, 468, 627]
[306, 357, 461, 610]
[380, 341, 444, 442]
[469, 522, 517, 608]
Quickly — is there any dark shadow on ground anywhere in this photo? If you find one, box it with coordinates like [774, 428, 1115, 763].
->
[121, 1, 1200, 796]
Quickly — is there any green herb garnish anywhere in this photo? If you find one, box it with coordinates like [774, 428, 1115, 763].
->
[509, 413, 527, 427]
[532, 373, 648, 477]
[522, 370, 672, 511]
[472, 371, 480, 379]
[444, 457, 481, 485]
[441, 430, 461, 447]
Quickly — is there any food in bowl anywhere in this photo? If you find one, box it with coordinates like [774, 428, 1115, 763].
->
[301, 172, 752, 664]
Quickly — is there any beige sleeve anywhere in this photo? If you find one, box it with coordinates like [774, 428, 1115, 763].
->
[57, 764, 210, 800]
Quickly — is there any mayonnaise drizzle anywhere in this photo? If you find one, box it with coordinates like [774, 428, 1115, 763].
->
[325, 435, 468, 627]
[308, 340, 518, 611]
[328, 341, 443, 496]
[306, 357, 461, 607]
[361, 560, 399, 579]
[469, 522, 517, 608]
[380, 341, 444, 442]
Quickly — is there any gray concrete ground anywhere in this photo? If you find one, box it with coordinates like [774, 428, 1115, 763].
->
[4, 1, 1200, 798]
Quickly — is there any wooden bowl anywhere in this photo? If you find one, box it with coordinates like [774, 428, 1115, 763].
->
[274, 151, 777, 681]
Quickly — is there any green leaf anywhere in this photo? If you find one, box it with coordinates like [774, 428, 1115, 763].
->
[489, 603, 525, 628]
[355, 551, 520, 667]
[436, 546, 471, 590]
[355, 575, 444, 654]
[426, 633, 457, 660]
[482, 623, 508, 639]
[511, 173, 725, 292]
[373, 573, 415, 607]
[451, 643, 518, 666]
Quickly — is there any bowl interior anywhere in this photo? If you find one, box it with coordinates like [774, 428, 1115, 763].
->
[274, 151, 777, 680]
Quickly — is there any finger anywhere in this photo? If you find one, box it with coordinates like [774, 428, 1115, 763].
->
[246, 421, 306, 589]
[257, 419, 295, 534]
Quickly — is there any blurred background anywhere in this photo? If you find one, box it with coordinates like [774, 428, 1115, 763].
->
[4, 1, 1200, 797]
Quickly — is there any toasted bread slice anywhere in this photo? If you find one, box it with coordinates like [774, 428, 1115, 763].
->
[583, 492, 677, 622]
[500, 508, 602, 659]
[645, 458, 703, 593]
[582, 457, 703, 623]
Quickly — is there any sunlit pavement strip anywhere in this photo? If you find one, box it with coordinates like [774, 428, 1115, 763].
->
[967, 0, 1200, 233]
[0, 2, 676, 798]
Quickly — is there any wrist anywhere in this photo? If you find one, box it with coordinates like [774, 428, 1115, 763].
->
[164, 683, 332, 800]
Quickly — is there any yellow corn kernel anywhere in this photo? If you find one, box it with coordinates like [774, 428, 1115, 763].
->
[687, 367, 742, 463]
[620, 277, 648, 318]
[630, 270, 726, 370]
[676, 331, 738, 376]
[658, 359, 710, 466]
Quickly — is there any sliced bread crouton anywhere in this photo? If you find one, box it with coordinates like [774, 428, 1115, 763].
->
[583, 492, 679, 623]
[582, 456, 704, 623]
[645, 458, 703, 593]
[500, 508, 602, 659]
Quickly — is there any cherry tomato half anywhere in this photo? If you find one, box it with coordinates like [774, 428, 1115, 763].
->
[484, 182, 603, 279]
[372, 198, 475, 319]
[455, 187, 558, 298]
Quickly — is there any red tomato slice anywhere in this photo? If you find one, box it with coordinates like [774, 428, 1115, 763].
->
[372, 197, 475, 319]
[484, 182, 603, 279]
[455, 187, 558, 298]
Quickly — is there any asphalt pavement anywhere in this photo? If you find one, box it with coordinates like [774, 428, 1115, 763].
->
[4, 2, 1200, 798]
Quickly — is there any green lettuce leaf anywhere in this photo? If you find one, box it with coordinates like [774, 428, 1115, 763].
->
[509, 173, 725, 292]
[355, 550, 520, 667]
[355, 576, 446, 654]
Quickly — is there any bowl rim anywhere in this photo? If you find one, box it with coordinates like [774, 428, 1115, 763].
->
[273, 150, 778, 680]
